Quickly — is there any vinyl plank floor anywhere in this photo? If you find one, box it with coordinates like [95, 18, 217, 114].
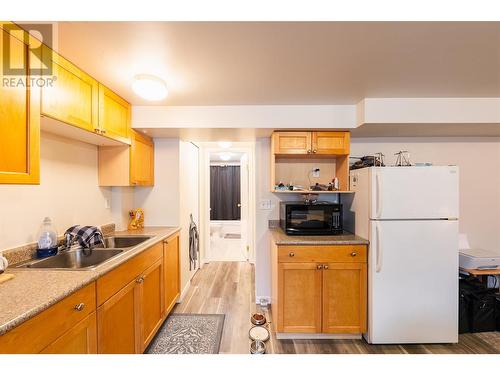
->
[173, 261, 500, 354]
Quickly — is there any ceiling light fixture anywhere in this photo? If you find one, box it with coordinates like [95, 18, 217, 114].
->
[132, 74, 168, 101]
[217, 141, 233, 149]
[219, 152, 232, 161]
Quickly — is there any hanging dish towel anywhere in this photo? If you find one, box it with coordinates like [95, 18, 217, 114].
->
[189, 214, 199, 270]
[64, 225, 104, 248]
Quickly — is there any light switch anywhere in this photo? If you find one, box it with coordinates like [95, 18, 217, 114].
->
[104, 198, 111, 209]
[259, 199, 272, 210]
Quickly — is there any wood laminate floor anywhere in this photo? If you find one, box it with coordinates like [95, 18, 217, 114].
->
[173, 261, 500, 354]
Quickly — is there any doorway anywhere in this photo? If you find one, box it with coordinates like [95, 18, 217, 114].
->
[200, 143, 255, 264]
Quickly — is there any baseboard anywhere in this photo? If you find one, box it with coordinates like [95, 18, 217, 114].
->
[276, 333, 362, 340]
[178, 279, 191, 303]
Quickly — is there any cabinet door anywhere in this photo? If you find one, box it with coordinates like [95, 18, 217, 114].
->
[41, 46, 99, 132]
[40, 312, 97, 354]
[312, 132, 350, 155]
[273, 132, 312, 155]
[138, 258, 164, 351]
[322, 263, 367, 333]
[163, 234, 180, 316]
[97, 279, 140, 354]
[98, 83, 131, 143]
[0, 27, 40, 184]
[278, 262, 322, 333]
[130, 130, 154, 186]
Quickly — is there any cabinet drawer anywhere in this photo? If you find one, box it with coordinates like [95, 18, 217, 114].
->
[278, 245, 366, 263]
[97, 242, 163, 305]
[0, 282, 96, 354]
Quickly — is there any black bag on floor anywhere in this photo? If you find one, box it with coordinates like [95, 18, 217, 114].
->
[469, 289, 497, 333]
[458, 277, 497, 333]
[496, 294, 500, 331]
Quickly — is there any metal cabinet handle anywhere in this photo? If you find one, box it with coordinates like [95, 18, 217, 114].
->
[94, 128, 100, 133]
[323, 265, 329, 270]
[313, 149, 317, 153]
[136, 276, 144, 284]
[307, 149, 312, 154]
[101, 129, 107, 134]
[351, 252, 357, 257]
[316, 264, 323, 270]
[289, 252, 295, 257]
[74, 303, 85, 311]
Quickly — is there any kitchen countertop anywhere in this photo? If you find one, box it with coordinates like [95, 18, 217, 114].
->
[270, 228, 369, 246]
[0, 226, 180, 336]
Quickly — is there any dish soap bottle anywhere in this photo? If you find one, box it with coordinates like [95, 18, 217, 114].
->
[36, 217, 58, 258]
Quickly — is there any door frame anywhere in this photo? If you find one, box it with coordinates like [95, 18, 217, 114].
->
[199, 142, 256, 264]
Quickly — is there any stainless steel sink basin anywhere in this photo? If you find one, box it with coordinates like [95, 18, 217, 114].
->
[18, 248, 123, 270]
[101, 235, 152, 249]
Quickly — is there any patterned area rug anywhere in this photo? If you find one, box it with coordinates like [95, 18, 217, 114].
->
[146, 314, 225, 354]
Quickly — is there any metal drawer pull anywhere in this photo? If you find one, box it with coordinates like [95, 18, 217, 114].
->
[313, 149, 317, 153]
[323, 265, 329, 270]
[74, 303, 85, 311]
[136, 276, 145, 284]
[307, 150, 312, 154]
[316, 264, 323, 270]
[289, 252, 295, 257]
[351, 252, 357, 257]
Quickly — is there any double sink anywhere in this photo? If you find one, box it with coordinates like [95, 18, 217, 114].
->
[17, 235, 152, 270]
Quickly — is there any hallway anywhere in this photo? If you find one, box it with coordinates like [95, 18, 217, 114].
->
[173, 262, 500, 354]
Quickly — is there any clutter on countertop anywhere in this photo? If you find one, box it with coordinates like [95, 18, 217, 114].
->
[350, 153, 385, 170]
[63, 225, 104, 250]
[36, 217, 58, 258]
[128, 208, 145, 230]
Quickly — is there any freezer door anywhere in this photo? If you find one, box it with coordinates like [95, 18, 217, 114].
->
[366, 219, 458, 344]
[370, 166, 459, 220]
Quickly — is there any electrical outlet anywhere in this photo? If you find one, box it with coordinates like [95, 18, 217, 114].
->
[312, 167, 320, 178]
[104, 198, 110, 209]
[259, 199, 272, 210]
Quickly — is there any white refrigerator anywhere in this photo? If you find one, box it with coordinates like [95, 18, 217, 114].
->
[349, 166, 459, 344]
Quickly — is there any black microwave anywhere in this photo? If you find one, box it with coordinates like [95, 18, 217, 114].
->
[280, 201, 343, 235]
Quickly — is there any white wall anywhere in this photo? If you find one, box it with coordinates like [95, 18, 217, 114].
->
[0, 132, 114, 251]
[179, 141, 200, 292]
[134, 139, 180, 227]
[254, 136, 500, 299]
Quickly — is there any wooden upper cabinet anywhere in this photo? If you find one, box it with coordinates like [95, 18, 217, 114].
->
[98, 83, 131, 143]
[273, 132, 312, 155]
[322, 263, 367, 334]
[278, 262, 322, 333]
[272, 131, 350, 156]
[0, 27, 40, 184]
[312, 132, 350, 155]
[41, 46, 99, 132]
[131, 130, 154, 186]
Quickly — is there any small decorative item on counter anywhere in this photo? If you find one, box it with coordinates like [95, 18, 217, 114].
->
[36, 217, 58, 258]
[394, 150, 412, 167]
[128, 208, 145, 230]
[333, 177, 340, 190]
[310, 182, 329, 191]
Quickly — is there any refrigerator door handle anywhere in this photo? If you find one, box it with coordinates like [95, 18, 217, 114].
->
[375, 222, 382, 273]
[375, 172, 383, 218]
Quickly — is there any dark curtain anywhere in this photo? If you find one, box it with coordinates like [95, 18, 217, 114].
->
[210, 165, 241, 220]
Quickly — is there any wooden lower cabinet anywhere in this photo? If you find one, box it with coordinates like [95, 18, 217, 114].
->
[322, 263, 367, 333]
[41, 313, 97, 354]
[272, 242, 367, 335]
[97, 279, 140, 354]
[139, 259, 164, 351]
[278, 263, 322, 333]
[163, 234, 180, 316]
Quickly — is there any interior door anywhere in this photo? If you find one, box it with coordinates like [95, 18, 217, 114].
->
[367, 219, 458, 344]
[370, 166, 459, 220]
[278, 262, 322, 333]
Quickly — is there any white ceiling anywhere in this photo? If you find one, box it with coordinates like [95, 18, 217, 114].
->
[54, 22, 500, 106]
